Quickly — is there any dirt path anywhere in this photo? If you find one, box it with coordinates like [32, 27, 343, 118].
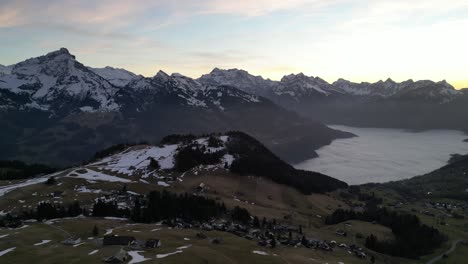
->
[426, 239, 466, 264]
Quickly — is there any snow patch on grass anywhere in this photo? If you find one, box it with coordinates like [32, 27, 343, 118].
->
[0, 247, 15, 257]
[252, 250, 269, 256]
[33, 240, 51, 246]
[92, 144, 179, 175]
[128, 251, 150, 264]
[176, 244, 191, 250]
[0, 176, 49, 197]
[156, 250, 183, 259]
[88, 249, 99, 255]
[66, 169, 132, 183]
[104, 217, 128, 221]
[157, 181, 170, 187]
[75, 186, 102, 193]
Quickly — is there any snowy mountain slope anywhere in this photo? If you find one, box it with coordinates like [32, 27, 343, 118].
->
[117, 70, 263, 111]
[198, 68, 276, 97]
[0, 132, 345, 205]
[199, 68, 461, 103]
[198, 68, 468, 131]
[0, 64, 12, 75]
[274, 73, 343, 98]
[332, 78, 460, 101]
[90, 135, 234, 177]
[89, 66, 139, 87]
[0, 48, 352, 166]
[0, 48, 119, 113]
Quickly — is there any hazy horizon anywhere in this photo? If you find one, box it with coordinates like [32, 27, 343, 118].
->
[1, 47, 465, 89]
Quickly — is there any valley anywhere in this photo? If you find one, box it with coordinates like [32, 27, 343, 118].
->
[0, 49, 467, 264]
[2, 2, 468, 263]
[0, 133, 467, 264]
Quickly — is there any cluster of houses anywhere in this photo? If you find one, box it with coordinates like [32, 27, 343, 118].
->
[161, 218, 369, 260]
[61, 234, 161, 263]
[422, 201, 467, 220]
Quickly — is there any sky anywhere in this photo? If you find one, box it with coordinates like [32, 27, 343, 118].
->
[0, 0, 467, 88]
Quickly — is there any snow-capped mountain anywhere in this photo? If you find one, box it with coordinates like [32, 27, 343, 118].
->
[89, 66, 139, 87]
[0, 48, 119, 113]
[197, 68, 468, 132]
[332, 78, 460, 101]
[0, 50, 264, 114]
[0, 64, 12, 75]
[274, 73, 343, 98]
[115, 69, 263, 112]
[0, 48, 352, 166]
[198, 68, 461, 103]
[198, 68, 275, 97]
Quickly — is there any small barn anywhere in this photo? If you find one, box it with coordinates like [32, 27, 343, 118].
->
[62, 237, 82, 245]
[103, 248, 129, 263]
[145, 239, 161, 248]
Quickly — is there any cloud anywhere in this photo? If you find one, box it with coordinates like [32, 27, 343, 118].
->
[1, 0, 467, 86]
[0, 0, 160, 30]
[199, 0, 322, 16]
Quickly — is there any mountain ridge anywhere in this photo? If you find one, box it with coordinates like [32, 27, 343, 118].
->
[0, 48, 353, 166]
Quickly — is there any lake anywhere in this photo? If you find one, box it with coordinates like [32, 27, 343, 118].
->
[295, 125, 468, 185]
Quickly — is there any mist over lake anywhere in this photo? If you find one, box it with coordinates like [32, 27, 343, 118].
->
[295, 125, 468, 185]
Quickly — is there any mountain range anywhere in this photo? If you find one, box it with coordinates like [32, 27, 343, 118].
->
[199, 68, 468, 131]
[0, 48, 352, 166]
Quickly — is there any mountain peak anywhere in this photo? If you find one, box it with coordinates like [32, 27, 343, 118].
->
[44, 48, 75, 60]
[280, 72, 309, 83]
[437, 79, 455, 89]
[154, 70, 171, 81]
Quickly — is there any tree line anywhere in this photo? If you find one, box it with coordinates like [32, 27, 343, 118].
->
[325, 207, 447, 259]
[0, 160, 56, 180]
[226, 131, 348, 194]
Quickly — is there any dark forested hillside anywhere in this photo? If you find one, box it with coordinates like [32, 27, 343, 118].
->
[160, 131, 348, 194]
[0, 160, 56, 180]
[368, 153, 468, 200]
[225, 132, 348, 194]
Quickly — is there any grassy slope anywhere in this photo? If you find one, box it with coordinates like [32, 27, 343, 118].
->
[0, 217, 369, 264]
[354, 184, 468, 264]
[2, 158, 466, 263]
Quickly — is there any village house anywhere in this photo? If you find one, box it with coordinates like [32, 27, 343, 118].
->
[62, 237, 82, 246]
[103, 248, 129, 263]
[145, 239, 161, 248]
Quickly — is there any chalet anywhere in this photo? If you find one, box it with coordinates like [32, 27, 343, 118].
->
[213, 223, 226, 231]
[103, 235, 136, 246]
[201, 223, 213, 231]
[103, 248, 129, 263]
[145, 239, 161, 248]
[339, 243, 348, 248]
[356, 251, 367, 259]
[335, 229, 347, 236]
[62, 237, 82, 246]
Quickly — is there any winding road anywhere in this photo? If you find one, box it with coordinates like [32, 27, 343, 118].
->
[426, 239, 466, 264]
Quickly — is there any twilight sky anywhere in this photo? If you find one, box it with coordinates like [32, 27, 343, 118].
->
[1, 0, 467, 88]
